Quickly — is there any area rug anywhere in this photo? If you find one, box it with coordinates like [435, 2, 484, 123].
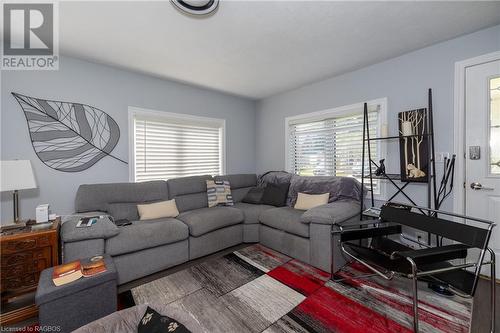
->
[131, 244, 472, 333]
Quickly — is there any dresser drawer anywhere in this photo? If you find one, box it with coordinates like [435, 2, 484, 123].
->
[1, 258, 49, 278]
[1, 235, 51, 254]
[1, 247, 52, 268]
[0, 272, 40, 292]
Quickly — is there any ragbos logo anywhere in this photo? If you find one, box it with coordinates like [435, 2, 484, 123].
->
[2, 2, 59, 70]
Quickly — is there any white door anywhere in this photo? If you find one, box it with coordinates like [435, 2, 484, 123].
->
[465, 59, 500, 279]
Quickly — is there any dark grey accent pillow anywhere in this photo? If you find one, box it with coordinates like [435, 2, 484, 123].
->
[242, 187, 265, 204]
[106, 202, 139, 221]
[261, 183, 290, 207]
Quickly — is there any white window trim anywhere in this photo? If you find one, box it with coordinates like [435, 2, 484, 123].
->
[284, 98, 388, 200]
[128, 106, 226, 182]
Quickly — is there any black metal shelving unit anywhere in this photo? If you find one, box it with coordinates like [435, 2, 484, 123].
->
[360, 89, 438, 243]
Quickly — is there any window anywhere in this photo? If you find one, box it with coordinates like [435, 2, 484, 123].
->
[489, 76, 500, 175]
[130, 108, 225, 182]
[286, 100, 386, 194]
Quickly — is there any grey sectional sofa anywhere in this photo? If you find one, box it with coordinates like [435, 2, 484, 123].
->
[62, 174, 361, 285]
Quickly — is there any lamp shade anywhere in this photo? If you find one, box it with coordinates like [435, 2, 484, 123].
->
[0, 160, 37, 192]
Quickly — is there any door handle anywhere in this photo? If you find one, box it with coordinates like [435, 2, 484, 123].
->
[470, 182, 494, 191]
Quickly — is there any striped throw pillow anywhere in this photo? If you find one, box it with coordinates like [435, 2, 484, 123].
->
[207, 180, 234, 208]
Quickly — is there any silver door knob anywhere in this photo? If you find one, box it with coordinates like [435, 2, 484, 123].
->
[470, 182, 494, 190]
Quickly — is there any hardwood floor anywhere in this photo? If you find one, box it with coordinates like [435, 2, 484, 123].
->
[471, 276, 500, 333]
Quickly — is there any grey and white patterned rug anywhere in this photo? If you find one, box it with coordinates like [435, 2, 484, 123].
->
[131, 244, 473, 333]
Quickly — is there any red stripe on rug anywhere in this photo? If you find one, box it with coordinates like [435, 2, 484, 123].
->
[268, 260, 330, 296]
[334, 270, 469, 332]
[297, 285, 413, 333]
[343, 264, 470, 322]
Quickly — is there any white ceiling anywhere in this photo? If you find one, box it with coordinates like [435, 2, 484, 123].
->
[57, 1, 500, 99]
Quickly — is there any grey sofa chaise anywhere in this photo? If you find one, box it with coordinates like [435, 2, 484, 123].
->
[62, 174, 361, 285]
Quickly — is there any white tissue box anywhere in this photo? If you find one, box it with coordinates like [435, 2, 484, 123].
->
[36, 204, 49, 223]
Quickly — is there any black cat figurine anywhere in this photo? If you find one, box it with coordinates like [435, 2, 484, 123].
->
[375, 159, 386, 176]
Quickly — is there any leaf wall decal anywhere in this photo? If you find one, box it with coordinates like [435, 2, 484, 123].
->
[12, 92, 127, 172]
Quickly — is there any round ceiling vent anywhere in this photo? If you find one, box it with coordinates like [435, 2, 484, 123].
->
[171, 0, 219, 16]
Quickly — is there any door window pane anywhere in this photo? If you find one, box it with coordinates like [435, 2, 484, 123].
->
[490, 76, 500, 175]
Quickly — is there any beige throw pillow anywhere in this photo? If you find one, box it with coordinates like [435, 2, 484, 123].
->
[137, 199, 179, 220]
[294, 193, 329, 210]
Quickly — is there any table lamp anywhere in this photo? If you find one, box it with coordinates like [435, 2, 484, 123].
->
[0, 160, 38, 223]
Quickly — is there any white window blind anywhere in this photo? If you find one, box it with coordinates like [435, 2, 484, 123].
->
[133, 114, 223, 182]
[288, 107, 379, 190]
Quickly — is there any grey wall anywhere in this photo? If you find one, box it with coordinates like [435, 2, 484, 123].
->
[1, 56, 256, 222]
[256, 24, 500, 210]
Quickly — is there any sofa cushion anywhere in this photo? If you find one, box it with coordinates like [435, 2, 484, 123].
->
[177, 207, 244, 237]
[175, 193, 209, 213]
[233, 202, 274, 224]
[105, 218, 189, 256]
[214, 174, 257, 203]
[106, 202, 139, 221]
[167, 175, 213, 212]
[300, 200, 361, 225]
[75, 181, 168, 213]
[214, 174, 257, 189]
[231, 187, 253, 203]
[259, 207, 309, 238]
[167, 175, 212, 197]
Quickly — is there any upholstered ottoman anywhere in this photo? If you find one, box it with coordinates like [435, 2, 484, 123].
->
[35, 255, 117, 333]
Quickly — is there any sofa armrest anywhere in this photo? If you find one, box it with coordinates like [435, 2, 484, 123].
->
[63, 239, 105, 263]
[61, 215, 119, 243]
[300, 200, 360, 225]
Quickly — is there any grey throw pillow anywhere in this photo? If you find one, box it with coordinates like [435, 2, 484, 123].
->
[261, 183, 290, 207]
[106, 202, 140, 221]
[242, 187, 265, 204]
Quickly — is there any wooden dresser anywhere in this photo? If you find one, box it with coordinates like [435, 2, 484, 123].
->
[0, 219, 60, 325]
